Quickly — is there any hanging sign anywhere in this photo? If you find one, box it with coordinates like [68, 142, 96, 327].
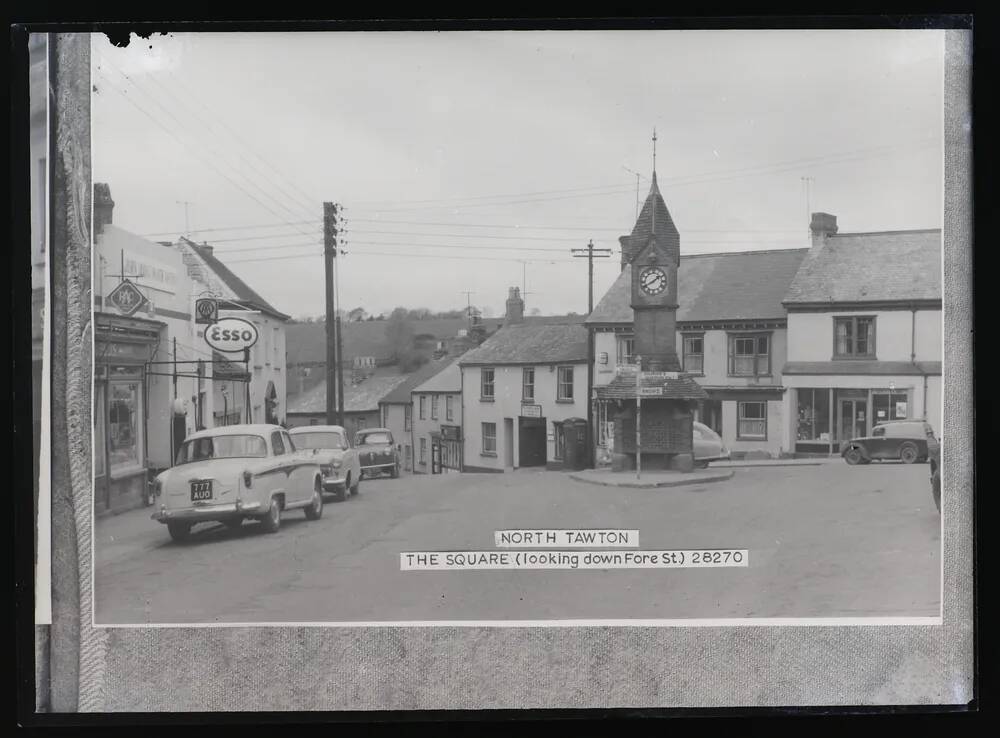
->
[195, 298, 219, 325]
[106, 279, 148, 317]
[204, 317, 259, 354]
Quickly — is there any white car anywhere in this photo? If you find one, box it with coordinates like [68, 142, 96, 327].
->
[693, 421, 730, 468]
[288, 425, 362, 500]
[151, 424, 324, 542]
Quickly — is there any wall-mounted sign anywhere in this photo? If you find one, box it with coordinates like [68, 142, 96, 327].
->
[204, 317, 259, 354]
[598, 352, 609, 365]
[521, 404, 542, 418]
[895, 401, 908, 418]
[639, 386, 664, 397]
[106, 279, 148, 317]
[195, 298, 218, 325]
[640, 371, 679, 381]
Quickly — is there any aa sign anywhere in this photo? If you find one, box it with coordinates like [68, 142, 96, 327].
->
[204, 317, 259, 353]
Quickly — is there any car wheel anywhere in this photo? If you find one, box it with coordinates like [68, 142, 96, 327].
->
[167, 522, 192, 542]
[932, 471, 941, 513]
[350, 475, 360, 496]
[305, 486, 323, 520]
[390, 463, 399, 479]
[260, 497, 281, 533]
[899, 442, 919, 464]
[694, 460, 709, 469]
[338, 474, 350, 501]
[844, 447, 864, 465]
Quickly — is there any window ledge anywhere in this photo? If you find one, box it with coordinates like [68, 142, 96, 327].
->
[555, 398, 575, 404]
[832, 355, 878, 361]
[480, 397, 495, 403]
[521, 398, 536, 404]
[480, 451, 497, 458]
[728, 374, 773, 379]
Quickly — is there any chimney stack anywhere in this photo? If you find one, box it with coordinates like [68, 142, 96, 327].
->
[809, 212, 838, 249]
[201, 241, 214, 256]
[94, 183, 114, 236]
[505, 286, 524, 325]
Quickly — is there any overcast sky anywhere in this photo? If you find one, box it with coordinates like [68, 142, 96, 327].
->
[92, 30, 944, 319]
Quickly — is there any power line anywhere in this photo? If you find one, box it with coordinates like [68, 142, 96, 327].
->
[221, 249, 590, 266]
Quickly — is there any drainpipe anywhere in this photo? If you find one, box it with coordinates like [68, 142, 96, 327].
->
[910, 304, 917, 364]
[586, 324, 595, 468]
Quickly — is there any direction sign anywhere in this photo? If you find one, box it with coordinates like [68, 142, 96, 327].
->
[638, 386, 664, 397]
[640, 371, 679, 381]
[106, 279, 148, 317]
[195, 298, 218, 325]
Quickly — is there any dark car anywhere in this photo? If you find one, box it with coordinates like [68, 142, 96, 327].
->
[840, 420, 936, 465]
[928, 435, 941, 513]
[354, 427, 400, 479]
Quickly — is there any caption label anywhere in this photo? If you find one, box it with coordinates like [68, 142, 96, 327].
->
[400, 550, 748, 570]
[494, 529, 639, 548]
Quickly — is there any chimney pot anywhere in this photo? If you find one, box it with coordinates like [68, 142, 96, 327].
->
[504, 285, 525, 325]
[93, 183, 114, 236]
[809, 212, 838, 247]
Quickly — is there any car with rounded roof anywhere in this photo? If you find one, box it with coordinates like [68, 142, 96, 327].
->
[151, 423, 324, 542]
[288, 424, 361, 500]
[840, 420, 936, 465]
[692, 421, 730, 468]
[354, 427, 400, 479]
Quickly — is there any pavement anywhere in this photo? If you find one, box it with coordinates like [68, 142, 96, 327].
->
[94, 460, 940, 624]
[569, 467, 735, 488]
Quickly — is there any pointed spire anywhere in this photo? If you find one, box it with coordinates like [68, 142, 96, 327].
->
[650, 128, 659, 234]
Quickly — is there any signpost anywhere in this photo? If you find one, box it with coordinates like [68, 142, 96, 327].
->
[635, 354, 642, 480]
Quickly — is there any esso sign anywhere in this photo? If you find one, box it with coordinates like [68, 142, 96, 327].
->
[205, 317, 259, 353]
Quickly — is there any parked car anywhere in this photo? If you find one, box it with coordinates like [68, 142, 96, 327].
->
[288, 424, 361, 500]
[928, 434, 941, 513]
[354, 427, 400, 479]
[151, 424, 324, 542]
[840, 420, 936, 465]
[692, 421, 730, 468]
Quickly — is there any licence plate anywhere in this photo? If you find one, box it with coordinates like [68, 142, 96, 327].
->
[191, 480, 213, 501]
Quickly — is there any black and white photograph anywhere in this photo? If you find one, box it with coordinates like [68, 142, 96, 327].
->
[84, 28, 948, 626]
[19, 21, 975, 714]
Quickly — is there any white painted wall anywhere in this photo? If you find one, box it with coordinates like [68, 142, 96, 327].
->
[462, 363, 588, 471]
[719, 399, 786, 455]
[787, 309, 941, 362]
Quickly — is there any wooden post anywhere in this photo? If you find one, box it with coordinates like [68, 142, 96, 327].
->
[635, 355, 642, 480]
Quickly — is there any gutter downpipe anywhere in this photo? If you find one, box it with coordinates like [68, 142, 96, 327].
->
[586, 322, 595, 468]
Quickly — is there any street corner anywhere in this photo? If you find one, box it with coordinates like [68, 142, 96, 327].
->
[567, 467, 735, 489]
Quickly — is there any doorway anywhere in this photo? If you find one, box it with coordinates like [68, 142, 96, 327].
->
[518, 416, 547, 467]
[504, 418, 514, 468]
[838, 397, 868, 441]
[698, 400, 723, 436]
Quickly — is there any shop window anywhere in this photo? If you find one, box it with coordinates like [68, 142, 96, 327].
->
[108, 380, 142, 472]
[737, 401, 767, 440]
[729, 334, 770, 376]
[481, 368, 495, 400]
[872, 391, 909, 423]
[95, 384, 106, 477]
[522, 368, 535, 402]
[834, 316, 876, 358]
[482, 422, 497, 455]
[557, 366, 574, 401]
[682, 334, 704, 374]
[796, 389, 832, 443]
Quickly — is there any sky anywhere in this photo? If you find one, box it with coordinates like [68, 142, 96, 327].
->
[91, 30, 944, 319]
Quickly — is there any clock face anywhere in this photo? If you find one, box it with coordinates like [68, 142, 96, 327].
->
[639, 266, 668, 296]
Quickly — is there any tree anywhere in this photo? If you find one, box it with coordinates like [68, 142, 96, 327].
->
[347, 306, 368, 322]
[384, 307, 415, 363]
[529, 307, 542, 316]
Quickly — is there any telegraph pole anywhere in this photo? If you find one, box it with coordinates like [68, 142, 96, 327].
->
[324, 202, 339, 425]
[176, 200, 193, 236]
[571, 240, 612, 314]
[336, 315, 345, 426]
[801, 176, 814, 242]
[460, 291, 475, 328]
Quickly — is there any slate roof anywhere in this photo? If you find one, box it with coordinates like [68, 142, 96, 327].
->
[783, 230, 942, 304]
[594, 372, 708, 401]
[377, 358, 457, 405]
[184, 239, 290, 320]
[782, 361, 942, 376]
[587, 248, 809, 325]
[626, 173, 679, 244]
[412, 359, 462, 394]
[458, 321, 589, 366]
[286, 371, 411, 415]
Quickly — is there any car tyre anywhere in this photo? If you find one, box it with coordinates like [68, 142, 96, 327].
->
[305, 486, 323, 521]
[844, 447, 864, 465]
[350, 475, 360, 496]
[899, 442, 919, 464]
[167, 522, 192, 542]
[260, 497, 281, 533]
[694, 460, 709, 469]
[338, 474, 350, 501]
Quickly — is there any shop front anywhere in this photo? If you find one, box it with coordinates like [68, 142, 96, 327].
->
[95, 314, 161, 513]
[794, 385, 915, 454]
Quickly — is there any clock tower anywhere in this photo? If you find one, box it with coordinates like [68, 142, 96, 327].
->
[626, 172, 681, 372]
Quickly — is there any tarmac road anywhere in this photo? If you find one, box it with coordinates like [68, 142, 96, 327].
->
[93, 461, 941, 624]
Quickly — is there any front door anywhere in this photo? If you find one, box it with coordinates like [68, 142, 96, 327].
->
[518, 417, 547, 467]
[838, 399, 867, 442]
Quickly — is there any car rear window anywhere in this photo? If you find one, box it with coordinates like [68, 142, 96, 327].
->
[291, 431, 346, 450]
[176, 434, 268, 464]
[357, 431, 391, 445]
